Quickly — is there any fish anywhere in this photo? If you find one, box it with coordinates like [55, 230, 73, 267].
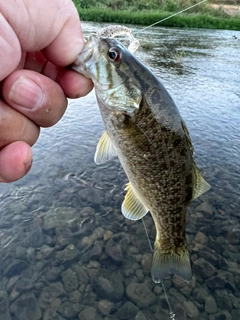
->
[72, 31, 210, 283]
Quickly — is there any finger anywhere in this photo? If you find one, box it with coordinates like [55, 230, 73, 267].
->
[2, 69, 68, 127]
[0, 141, 32, 183]
[24, 52, 93, 98]
[0, 0, 85, 67]
[0, 12, 21, 80]
[0, 100, 39, 149]
[56, 70, 93, 98]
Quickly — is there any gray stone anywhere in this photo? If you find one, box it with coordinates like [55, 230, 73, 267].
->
[91, 269, 124, 302]
[212, 310, 231, 320]
[205, 296, 217, 314]
[55, 227, 73, 248]
[116, 302, 139, 319]
[141, 253, 152, 276]
[6, 276, 19, 293]
[36, 245, 54, 260]
[61, 268, 79, 292]
[55, 244, 80, 263]
[105, 239, 123, 262]
[173, 303, 187, 320]
[126, 283, 156, 308]
[184, 301, 199, 319]
[81, 244, 102, 263]
[0, 291, 11, 320]
[58, 301, 84, 319]
[193, 258, 216, 279]
[14, 278, 33, 293]
[43, 207, 80, 231]
[214, 289, 233, 312]
[69, 290, 82, 303]
[192, 287, 210, 304]
[195, 232, 207, 244]
[10, 293, 41, 320]
[23, 222, 43, 248]
[15, 247, 27, 259]
[45, 266, 64, 282]
[47, 282, 66, 298]
[71, 264, 89, 285]
[98, 300, 115, 316]
[43, 309, 65, 320]
[4, 260, 28, 277]
[78, 306, 100, 320]
[135, 311, 147, 320]
[195, 201, 213, 217]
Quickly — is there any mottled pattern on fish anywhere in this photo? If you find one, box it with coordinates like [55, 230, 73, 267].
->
[73, 32, 210, 282]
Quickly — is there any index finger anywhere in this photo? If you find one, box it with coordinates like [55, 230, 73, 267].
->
[0, 0, 84, 70]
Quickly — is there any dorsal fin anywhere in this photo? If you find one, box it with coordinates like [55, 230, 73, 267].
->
[192, 165, 211, 200]
[94, 131, 118, 165]
[121, 182, 148, 220]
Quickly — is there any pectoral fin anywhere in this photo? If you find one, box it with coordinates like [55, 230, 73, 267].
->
[94, 131, 118, 165]
[121, 182, 148, 220]
[151, 240, 192, 283]
[192, 165, 211, 200]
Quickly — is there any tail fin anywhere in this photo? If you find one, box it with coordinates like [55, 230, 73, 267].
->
[151, 240, 192, 283]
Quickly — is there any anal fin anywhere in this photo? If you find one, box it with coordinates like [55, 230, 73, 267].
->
[151, 240, 192, 283]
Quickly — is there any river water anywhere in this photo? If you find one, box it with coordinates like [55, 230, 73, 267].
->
[0, 22, 240, 320]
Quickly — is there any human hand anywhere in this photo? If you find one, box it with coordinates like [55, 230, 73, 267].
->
[0, 0, 93, 182]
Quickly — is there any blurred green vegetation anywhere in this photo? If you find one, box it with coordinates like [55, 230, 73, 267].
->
[72, 0, 240, 30]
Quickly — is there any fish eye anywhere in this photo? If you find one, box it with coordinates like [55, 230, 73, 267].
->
[108, 47, 122, 62]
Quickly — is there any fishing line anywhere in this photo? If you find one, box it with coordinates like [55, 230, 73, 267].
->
[133, 0, 207, 35]
[142, 218, 176, 320]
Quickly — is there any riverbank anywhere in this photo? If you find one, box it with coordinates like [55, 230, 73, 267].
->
[73, 2, 240, 31]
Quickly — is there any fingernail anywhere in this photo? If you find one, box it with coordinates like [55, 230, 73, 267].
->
[8, 76, 44, 109]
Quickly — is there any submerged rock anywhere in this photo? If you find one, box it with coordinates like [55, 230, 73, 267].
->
[193, 258, 216, 279]
[0, 291, 11, 320]
[184, 301, 199, 319]
[105, 239, 124, 263]
[61, 268, 79, 292]
[10, 293, 41, 320]
[91, 269, 124, 302]
[126, 283, 156, 308]
[98, 299, 115, 316]
[116, 301, 139, 319]
[58, 301, 84, 319]
[4, 260, 28, 278]
[55, 244, 80, 263]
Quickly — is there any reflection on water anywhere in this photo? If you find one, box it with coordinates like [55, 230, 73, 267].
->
[0, 23, 240, 320]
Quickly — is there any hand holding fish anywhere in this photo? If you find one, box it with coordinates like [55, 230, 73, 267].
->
[0, 0, 93, 183]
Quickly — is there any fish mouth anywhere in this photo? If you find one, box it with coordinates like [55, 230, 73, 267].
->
[72, 34, 99, 77]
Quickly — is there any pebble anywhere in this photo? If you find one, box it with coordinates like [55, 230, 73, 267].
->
[55, 244, 80, 263]
[116, 301, 139, 319]
[126, 283, 156, 308]
[98, 299, 115, 316]
[105, 238, 124, 262]
[10, 293, 42, 320]
[184, 301, 199, 319]
[141, 253, 152, 276]
[61, 268, 79, 292]
[193, 258, 216, 279]
[205, 295, 218, 314]
[0, 290, 11, 320]
[91, 269, 124, 302]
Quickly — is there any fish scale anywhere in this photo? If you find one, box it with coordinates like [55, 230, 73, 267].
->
[72, 29, 210, 283]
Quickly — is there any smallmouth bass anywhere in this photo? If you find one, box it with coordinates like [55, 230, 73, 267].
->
[72, 30, 210, 282]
